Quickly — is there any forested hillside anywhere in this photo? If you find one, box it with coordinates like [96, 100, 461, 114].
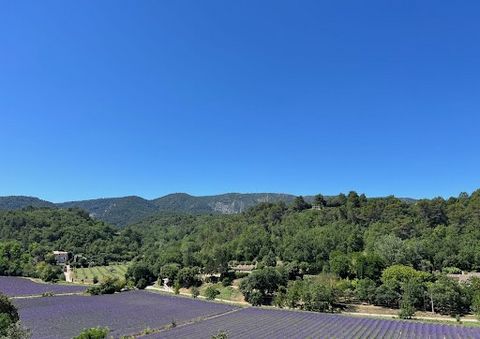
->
[1, 193, 305, 227]
[0, 208, 140, 279]
[130, 190, 480, 275]
[1, 190, 480, 316]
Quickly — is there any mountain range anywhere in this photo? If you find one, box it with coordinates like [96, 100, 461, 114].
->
[0, 193, 306, 227]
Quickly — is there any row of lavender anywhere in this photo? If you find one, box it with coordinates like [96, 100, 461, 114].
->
[14, 291, 237, 338]
[3, 276, 480, 338]
[152, 308, 480, 338]
[0, 276, 86, 297]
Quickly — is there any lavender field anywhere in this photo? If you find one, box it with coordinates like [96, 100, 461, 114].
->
[0, 276, 86, 297]
[152, 307, 480, 339]
[14, 291, 237, 338]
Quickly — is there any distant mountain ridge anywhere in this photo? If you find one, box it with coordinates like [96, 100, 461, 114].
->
[0, 193, 303, 227]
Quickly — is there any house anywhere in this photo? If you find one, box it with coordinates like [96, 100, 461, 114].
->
[53, 251, 69, 265]
[447, 272, 480, 283]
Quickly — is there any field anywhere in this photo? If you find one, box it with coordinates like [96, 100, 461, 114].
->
[4, 277, 480, 338]
[14, 291, 237, 338]
[0, 276, 85, 297]
[153, 307, 480, 339]
[73, 264, 128, 283]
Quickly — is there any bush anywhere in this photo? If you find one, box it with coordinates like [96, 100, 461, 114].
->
[399, 299, 415, 319]
[0, 293, 19, 336]
[211, 330, 229, 339]
[87, 277, 124, 295]
[173, 281, 181, 295]
[92, 276, 99, 284]
[191, 286, 200, 298]
[73, 327, 109, 339]
[248, 290, 263, 306]
[222, 277, 233, 287]
[204, 286, 220, 300]
[355, 278, 377, 303]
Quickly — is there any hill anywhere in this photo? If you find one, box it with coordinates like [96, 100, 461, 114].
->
[0, 193, 306, 227]
[0, 193, 415, 227]
[0, 196, 55, 210]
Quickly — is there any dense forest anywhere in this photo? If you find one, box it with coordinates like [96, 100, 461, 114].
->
[1, 190, 480, 317]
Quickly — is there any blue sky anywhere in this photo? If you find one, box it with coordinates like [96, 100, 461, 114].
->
[1, 1, 479, 202]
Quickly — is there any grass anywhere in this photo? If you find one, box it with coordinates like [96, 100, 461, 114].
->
[73, 264, 129, 283]
[197, 282, 244, 302]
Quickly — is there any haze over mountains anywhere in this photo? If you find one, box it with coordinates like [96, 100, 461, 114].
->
[0, 193, 306, 227]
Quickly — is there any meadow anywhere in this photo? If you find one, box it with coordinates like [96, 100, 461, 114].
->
[72, 264, 128, 283]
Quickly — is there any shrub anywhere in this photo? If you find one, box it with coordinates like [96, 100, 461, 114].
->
[399, 299, 415, 319]
[92, 276, 98, 284]
[222, 277, 233, 287]
[173, 281, 181, 295]
[211, 330, 229, 339]
[355, 278, 377, 303]
[248, 290, 263, 306]
[87, 277, 124, 295]
[73, 326, 109, 339]
[204, 286, 220, 300]
[191, 286, 200, 298]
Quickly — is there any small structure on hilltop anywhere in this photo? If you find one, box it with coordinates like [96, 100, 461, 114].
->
[53, 251, 69, 265]
[448, 271, 480, 283]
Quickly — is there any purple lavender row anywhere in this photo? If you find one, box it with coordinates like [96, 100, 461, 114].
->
[152, 307, 480, 338]
[0, 276, 85, 296]
[15, 290, 237, 339]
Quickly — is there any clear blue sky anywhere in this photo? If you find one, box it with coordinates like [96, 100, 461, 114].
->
[1, 1, 479, 202]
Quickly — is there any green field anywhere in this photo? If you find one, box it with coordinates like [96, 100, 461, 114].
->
[73, 264, 129, 283]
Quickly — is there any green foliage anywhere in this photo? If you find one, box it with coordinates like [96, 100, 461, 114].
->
[87, 277, 124, 295]
[204, 286, 220, 300]
[125, 261, 155, 289]
[355, 278, 377, 303]
[381, 265, 430, 290]
[239, 267, 285, 305]
[159, 264, 180, 286]
[283, 278, 337, 312]
[191, 286, 200, 298]
[0, 293, 22, 337]
[428, 275, 469, 316]
[73, 327, 109, 339]
[399, 299, 416, 319]
[176, 267, 201, 288]
[211, 330, 229, 339]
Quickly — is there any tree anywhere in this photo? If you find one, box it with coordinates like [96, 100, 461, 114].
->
[428, 276, 469, 316]
[125, 261, 155, 289]
[313, 195, 326, 207]
[303, 282, 336, 312]
[355, 279, 377, 303]
[239, 267, 285, 305]
[329, 251, 350, 279]
[176, 267, 200, 288]
[262, 251, 276, 267]
[375, 284, 401, 308]
[291, 196, 311, 211]
[0, 293, 19, 336]
[159, 264, 180, 286]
